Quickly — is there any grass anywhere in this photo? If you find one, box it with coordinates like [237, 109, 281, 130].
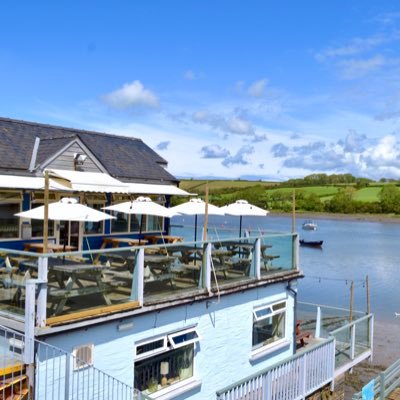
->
[353, 187, 382, 202]
[179, 179, 277, 194]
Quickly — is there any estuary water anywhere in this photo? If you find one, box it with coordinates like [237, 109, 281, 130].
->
[171, 214, 400, 322]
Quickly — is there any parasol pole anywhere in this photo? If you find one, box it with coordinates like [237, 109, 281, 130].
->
[43, 170, 49, 253]
[203, 182, 209, 241]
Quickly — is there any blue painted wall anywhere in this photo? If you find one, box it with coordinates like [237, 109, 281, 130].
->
[43, 282, 295, 399]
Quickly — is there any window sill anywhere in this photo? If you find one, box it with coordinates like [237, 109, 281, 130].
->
[250, 339, 290, 362]
[146, 378, 201, 400]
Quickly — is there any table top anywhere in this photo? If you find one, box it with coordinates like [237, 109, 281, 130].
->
[24, 243, 77, 252]
[144, 254, 177, 263]
[52, 264, 104, 273]
[103, 237, 148, 245]
[144, 234, 183, 244]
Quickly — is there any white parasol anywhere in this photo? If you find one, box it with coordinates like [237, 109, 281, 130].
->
[220, 199, 269, 237]
[169, 198, 223, 242]
[16, 197, 115, 222]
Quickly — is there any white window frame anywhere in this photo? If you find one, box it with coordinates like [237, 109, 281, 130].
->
[167, 327, 200, 349]
[134, 327, 200, 397]
[252, 300, 287, 354]
[0, 191, 22, 241]
[83, 194, 107, 236]
[135, 335, 168, 361]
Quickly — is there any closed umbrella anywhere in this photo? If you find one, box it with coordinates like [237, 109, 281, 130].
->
[103, 196, 176, 242]
[220, 199, 269, 237]
[169, 198, 223, 242]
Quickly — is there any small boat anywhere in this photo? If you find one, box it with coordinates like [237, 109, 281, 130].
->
[302, 220, 317, 230]
[300, 239, 323, 247]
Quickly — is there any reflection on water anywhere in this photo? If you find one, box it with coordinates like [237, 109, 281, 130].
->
[171, 214, 400, 322]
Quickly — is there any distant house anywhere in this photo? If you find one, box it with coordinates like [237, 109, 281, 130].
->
[0, 117, 188, 250]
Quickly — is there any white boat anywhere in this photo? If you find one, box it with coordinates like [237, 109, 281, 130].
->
[302, 220, 317, 230]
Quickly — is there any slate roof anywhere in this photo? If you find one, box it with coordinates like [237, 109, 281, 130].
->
[0, 117, 178, 184]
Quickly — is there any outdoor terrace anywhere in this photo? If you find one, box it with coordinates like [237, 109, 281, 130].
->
[0, 232, 299, 328]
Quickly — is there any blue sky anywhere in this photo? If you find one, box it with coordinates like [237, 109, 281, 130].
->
[2, 1, 400, 180]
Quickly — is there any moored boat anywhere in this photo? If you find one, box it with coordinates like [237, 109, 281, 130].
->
[299, 239, 323, 247]
[302, 220, 317, 230]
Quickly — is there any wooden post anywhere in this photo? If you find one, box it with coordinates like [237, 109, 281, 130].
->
[292, 189, 296, 233]
[366, 275, 370, 315]
[43, 170, 49, 253]
[203, 182, 209, 242]
[349, 280, 354, 322]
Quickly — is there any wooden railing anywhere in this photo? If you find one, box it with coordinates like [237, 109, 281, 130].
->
[216, 338, 335, 400]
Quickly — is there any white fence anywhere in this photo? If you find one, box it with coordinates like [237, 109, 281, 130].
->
[1, 324, 151, 400]
[216, 338, 335, 400]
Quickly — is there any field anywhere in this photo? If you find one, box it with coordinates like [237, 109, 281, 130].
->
[180, 180, 278, 194]
[352, 186, 382, 202]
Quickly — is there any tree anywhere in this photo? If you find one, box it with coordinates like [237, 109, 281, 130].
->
[379, 185, 400, 214]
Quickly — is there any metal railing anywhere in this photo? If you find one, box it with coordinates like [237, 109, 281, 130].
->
[352, 357, 400, 400]
[216, 338, 335, 400]
[1, 324, 151, 400]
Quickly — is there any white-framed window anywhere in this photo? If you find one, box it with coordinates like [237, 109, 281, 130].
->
[134, 327, 200, 395]
[0, 191, 22, 239]
[30, 191, 56, 238]
[84, 194, 106, 235]
[73, 343, 94, 371]
[252, 300, 286, 351]
[110, 195, 165, 234]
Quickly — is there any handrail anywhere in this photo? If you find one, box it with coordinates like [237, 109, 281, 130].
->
[298, 301, 365, 316]
[330, 314, 371, 335]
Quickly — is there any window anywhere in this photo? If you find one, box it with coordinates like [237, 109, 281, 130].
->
[84, 195, 106, 234]
[134, 327, 199, 394]
[73, 344, 94, 370]
[31, 192, 56, 238]
[0, 191, 22, 239]
[252, 301, 286, 351]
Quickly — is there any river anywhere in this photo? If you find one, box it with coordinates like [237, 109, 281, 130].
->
[171, 214, 400, 322]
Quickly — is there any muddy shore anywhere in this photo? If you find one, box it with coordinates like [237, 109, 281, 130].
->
[270, 211, 400, 224]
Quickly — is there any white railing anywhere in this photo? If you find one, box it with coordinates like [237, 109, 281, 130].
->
[0, 324, 151, 400]
[352, 357, 400, 400]
[216, 338, 335, 400]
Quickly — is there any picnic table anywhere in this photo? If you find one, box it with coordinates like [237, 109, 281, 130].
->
[143, 234, 183, 244]
[48, 263, 112, 315]
[23, 243, 77, 253]
[94, 237, 149, 264]
[143, 254, 177, 287]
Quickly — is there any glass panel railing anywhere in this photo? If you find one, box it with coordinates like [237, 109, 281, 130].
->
[0, 249, 40, 317]
[260, 234, 296, 276]
[331, 325, 352, 369]
[142, 243, 202, 301]
[354, 317, 370, 358]
[210, 237, 254, 287]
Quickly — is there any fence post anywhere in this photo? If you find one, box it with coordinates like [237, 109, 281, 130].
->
[315, 306, 321, 338]
[36, 256, 48, 327]
[369, 315, 374, 363]
[131, 248, 144, 304]
[380, 372, 385, 400]
[251, 238, 261, 279]
[202, 242, 212, 291]
[24, 279, 36, 395]
[350, 324, 356, 360]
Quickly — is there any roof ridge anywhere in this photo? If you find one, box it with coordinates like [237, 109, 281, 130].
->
[0, 116, 141, 142]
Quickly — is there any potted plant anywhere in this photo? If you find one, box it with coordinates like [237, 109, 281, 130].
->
[147, 377, 158, 393]
[178, 349, 192, 380]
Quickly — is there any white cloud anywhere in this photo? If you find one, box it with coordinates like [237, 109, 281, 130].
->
[248, 79, 267, 97]
[103, 80, 159, 109]
[200, 144, 230, 159]
[316, 35, 389, 60]
[338, 55, 387, 79]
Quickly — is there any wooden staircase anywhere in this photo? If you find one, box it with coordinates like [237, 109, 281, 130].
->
[0, 364, 30, 400]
